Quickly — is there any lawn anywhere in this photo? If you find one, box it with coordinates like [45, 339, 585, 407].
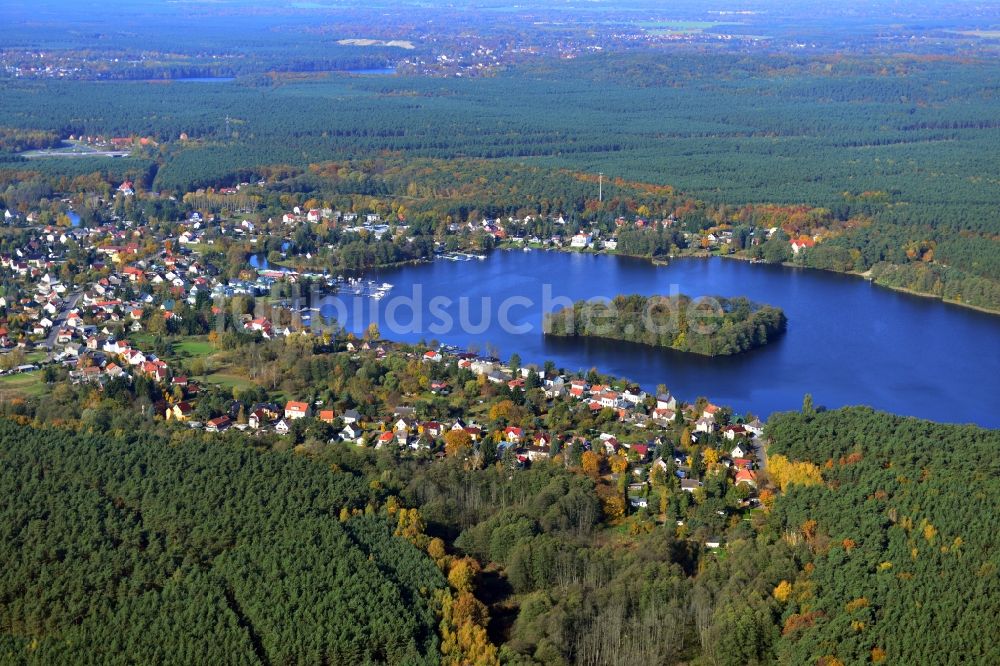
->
[203, 369, 255, 391]
[0, 371, 46, 399]
[174, 338, 215, 357]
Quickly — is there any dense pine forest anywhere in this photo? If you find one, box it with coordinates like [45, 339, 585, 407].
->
[544, 294, 788, 356]
[763, 407, 1000, 665]
[2, 55, 998, 218]
[0, 420, 445, 664]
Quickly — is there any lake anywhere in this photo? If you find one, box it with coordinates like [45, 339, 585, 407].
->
[307, 251, 1000, 427]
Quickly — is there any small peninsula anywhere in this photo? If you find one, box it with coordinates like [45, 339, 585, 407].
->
[544, 294, 787, 356]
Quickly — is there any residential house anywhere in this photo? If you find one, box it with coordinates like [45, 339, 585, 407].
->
[622, 388, 646, 405]
[694, 417, 716, 434]
[248, 409, 269, 430]
[656, 393, 677, 411]
[167, 402, 194, 421]
[525, 445, 550, 462]
[284, 401, 311, 420]
[723, 424, 747, 441]
[376, 431, 396, 449]
[734, 469, 757, 488]
[206, 416, 231, 432]
[340, 423, 363, 444]
[422, 421, 444, 438]
[745, 418, 765, 437]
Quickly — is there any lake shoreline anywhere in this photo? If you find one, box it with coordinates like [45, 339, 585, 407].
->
[318, 249, 998, 426]
[510, 242, 1000, 317]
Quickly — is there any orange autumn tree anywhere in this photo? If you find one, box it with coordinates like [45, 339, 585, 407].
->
[444, 429, 473, 457]
[581, 450, 602, 477]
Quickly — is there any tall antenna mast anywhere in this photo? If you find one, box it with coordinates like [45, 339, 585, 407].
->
[598, 172, 603, 202]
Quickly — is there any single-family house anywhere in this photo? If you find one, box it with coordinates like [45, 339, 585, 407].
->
[206, 415, 231, 432]
[340, 423, 363, 444]
[167, 401, 194, 421]
[734, 469, 757, 488]
[284, 401, 311, 420]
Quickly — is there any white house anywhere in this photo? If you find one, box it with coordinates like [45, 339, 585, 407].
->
[284, 401, 311, 420]
[656, 393, 677, 411]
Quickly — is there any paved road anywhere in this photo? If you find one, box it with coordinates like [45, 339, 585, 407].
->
[44, 290, 83, 353]
[753, 436, 769, 478]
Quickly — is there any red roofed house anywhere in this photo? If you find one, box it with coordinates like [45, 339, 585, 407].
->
[248, 409, 269, 430]
[123, 266, 144, 282]
[284, 401, 311, 420]
[206, 415, 231, 432]
[723, 424, 747, 441]
[790, 237, 816, 254]
[504, 426, 523, 444]
[735, 469, 758, 488]
[422, 421, 443, 438]
[167, 401, 194, 421]
[631, 443, 651, 461]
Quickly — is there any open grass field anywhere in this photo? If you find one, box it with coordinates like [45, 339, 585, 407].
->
[0, 371, 46, 399]
[174, 338, 216, 357]
[203, 368, 255, 391]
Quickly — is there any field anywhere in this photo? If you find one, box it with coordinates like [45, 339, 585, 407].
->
[203, 368, 256, 391]
[173, 338, 216, 357]
[0, 371, 45, 399]
[21, 140, 132, 159]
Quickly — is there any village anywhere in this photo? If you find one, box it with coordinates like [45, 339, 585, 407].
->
[0, 177, 786, 547]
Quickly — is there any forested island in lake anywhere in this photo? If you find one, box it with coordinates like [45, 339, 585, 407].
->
[544, 294, 787, 357]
